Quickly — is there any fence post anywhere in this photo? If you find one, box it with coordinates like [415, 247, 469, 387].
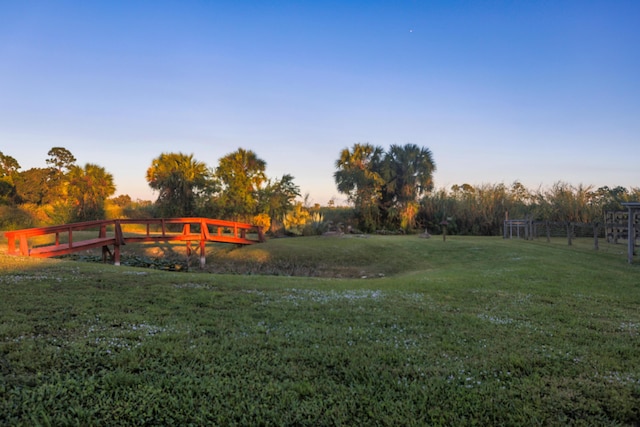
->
[544, 221, 550, 243]
[528, 219, 534, 240]
[532, 221, 536, 240]
[593, 222, 599, 251]
[629, 208, 635, 264]
[567, 222, 572, 246]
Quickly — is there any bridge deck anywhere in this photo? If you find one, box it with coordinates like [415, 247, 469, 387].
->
[4, 218, 264, 267]
[28, 237, 118, 257]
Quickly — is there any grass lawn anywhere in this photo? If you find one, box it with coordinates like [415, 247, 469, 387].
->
[1, 234, 639, 425]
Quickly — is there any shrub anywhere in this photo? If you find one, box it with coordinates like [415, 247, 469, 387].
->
[0, 205, 37, 230]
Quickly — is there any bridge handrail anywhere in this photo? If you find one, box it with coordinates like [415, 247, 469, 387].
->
[4, 217, 264, 257]
[4, 219, 113, 239]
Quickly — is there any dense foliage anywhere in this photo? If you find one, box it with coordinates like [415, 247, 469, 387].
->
[334, 143, 437, 232]
[419, 182, 640, 236]
[146, 152, 211, 217]
[0, 146, 637, 236]
[0, 147, 302, 234]
[67, 163, 116, 221]
[1, 148, 117, 226]
[146, 148, 301, 231]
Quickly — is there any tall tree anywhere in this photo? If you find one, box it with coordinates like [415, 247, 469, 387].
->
[0, 151, 21, 205]
[258, 174, 301, 233]
[0, 151, 21, 177]
[146, 152, 211, 217]
[542, 182, 597, 223]
[593, 186, 631, 213]
[46, 147, 76, 173]
[45, 147, 77, 205]
[67, 163, 116, 221]
[214, 148, 267, 221]
[14, 168, 53, 205]
[381, 144, 436, 230]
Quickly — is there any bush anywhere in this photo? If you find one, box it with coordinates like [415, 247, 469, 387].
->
[0, 205, 37, 230]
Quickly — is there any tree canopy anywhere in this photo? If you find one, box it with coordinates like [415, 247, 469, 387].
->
[258, 174, 301, 233]
[67, 163, 116, 221]
[334, 143, 436, 231]
[334, 143, 385, 231]
[146, 152, 211, 217]
[2, 145, 638, 238]
[214, 148, 267, 221]
[0, 151, 21, 205]
[46, 147, 76, 173]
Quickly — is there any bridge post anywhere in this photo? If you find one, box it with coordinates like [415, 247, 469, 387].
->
[6, 234, 15, 255]
[114, 221, 124, 266]
[113, 245, 121, 266]
[19, 235, 28, 256]
[102, 246, 110, 263]
[200, 239, 206, 269]
[198, 219, 207, 269]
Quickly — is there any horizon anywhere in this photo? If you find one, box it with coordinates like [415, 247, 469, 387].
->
[5, 145, 638, 206]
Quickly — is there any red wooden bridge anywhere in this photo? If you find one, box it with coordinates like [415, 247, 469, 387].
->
[4, 218, 264, 268]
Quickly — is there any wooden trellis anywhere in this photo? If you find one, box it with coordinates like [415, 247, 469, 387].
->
[621, 203, 640, 264]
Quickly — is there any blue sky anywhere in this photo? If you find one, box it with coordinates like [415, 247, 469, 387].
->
[1, 1, 638, 204]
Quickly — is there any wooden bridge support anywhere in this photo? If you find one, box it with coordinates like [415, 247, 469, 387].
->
[199, 239, 206, 269]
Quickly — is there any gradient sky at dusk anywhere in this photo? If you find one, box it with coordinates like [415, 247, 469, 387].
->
[1, 1, 638, 204]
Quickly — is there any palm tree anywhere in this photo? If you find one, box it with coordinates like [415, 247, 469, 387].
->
[214, 148, 267, 221]
[382, 144, 436, 230]
[67, 163, 116, 221]
[334, 143, 385, 231]
[146, 153, 211, 217]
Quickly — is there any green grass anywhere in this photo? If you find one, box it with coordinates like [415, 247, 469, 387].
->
[1, 235, 640, 425]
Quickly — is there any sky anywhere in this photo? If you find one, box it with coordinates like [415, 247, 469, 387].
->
[1, 0, 638, 205]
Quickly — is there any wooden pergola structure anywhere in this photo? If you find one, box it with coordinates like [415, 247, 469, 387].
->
[622, 202, 640, 264]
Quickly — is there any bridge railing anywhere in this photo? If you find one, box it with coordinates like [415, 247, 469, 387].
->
[4, 218, 264, 266]
[5, 219, 118, 256]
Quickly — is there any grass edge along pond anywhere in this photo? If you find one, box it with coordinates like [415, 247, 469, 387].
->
[1, 235, 640, 425]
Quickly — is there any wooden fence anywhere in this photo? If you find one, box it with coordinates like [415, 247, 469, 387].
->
[504, 209, 640, 264]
